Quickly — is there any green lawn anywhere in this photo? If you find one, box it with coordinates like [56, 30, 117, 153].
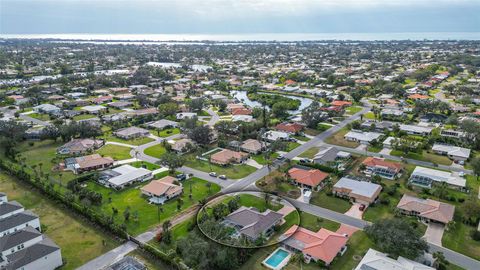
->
[251, 153, 279, 165]
[310, 191, 352, 213]
[130, 161, 161, 170]
[331, 231, 374, 270]
[86, 177, 220, 235]
[97, 144, 132, 160]
[367, 145, 382, 153]
[293, 135, 309, 142]
[72, 114, 96, 121]
[0, 173, 119, 270]
[442, 222, 480, 261]
[235, 193, 283, 212]
[286, 142, 301, 152]
[346, 106, 363, 115]
[184, 158, 256, 179]
[317, 123, 333, 132]
[299, 147, 319, 159]
[28, 113, 50, 121]
[155, 128, 181, 138]
[325, 128, 360, 148]
[363, 112, 375, 120]
[144, 144, 167, 158]
[299, 211, 340, 232]
[103, 134, 154, 146]
[390, 150, 452, 165]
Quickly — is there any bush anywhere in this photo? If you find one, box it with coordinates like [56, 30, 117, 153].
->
[471, 230, 480, 242]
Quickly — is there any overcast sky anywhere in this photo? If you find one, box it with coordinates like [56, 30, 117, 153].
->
[1, 0, 479, 34]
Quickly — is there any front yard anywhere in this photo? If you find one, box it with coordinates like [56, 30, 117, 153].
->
[103, 134, 155, 146]
[184, 157, 257, 179]
[154, 127, 181, 138]
[86, 177, 220, 236]
[97, 144, 132, 160]
[325, 128, 360, 148]
[310, 191, 352, 214]
[442, 222, 480, 261]
[390, 150, 452, 165]
[144, 144, 167, 158]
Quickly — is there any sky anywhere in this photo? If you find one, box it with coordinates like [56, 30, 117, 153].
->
[1, 0, 479, 34]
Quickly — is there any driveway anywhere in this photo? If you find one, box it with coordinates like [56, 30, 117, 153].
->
[344, 203, 364, 219]
[379, 148, 392, 155]
[245, 159, 263, 169]
[355, 144, 367, 151]
[423, 223, 445, 246]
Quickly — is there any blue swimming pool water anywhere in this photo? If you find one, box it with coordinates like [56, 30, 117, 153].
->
[265, 249, 289, 268]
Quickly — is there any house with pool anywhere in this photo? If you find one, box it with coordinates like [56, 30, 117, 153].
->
[223, 206, 283, 241]
[278, 225, 348, 266]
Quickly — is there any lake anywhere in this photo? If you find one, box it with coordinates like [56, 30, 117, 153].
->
[230, 90, 314, 115]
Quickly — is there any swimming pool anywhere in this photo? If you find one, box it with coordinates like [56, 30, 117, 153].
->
[262, 248, 291, 270]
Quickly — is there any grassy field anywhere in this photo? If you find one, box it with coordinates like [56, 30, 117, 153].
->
[251, 153, 279, 165]
[316, 123, 333, 132]
[286, 142, 301, 152]
[310, 191, 352, 213]
[442, 222, 480, 261]
[154, 128, 180, 138]
[72, 114, 96, 121]
[144, 144, 167, 158]
[103, 134, 154, 146]
[367, 145, 382, 153]
[235, 193, 283, 212]
[346, 106, 363, 115]
[28, 112, 50, 121]
[130, 161, 161, 170]
[331, 231, 374, 269]
[325, 128, 360, 148]
[0, 173, 119, 270]
[390, 150, 452, 165]
[97, 144, 132, 160]
[299, 211, 340, 232]
[184, 158, 256, 179]
[363, 112, 375, 120]
[299, 147, 319, 158]
[86, 177, 220, 235]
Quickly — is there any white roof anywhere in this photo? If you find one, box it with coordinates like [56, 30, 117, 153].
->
[344, 131, 383, 142]
[411, 166, 466, 188]
[399, 124, 433, 134]
[34, 104, 60, 111]
[355, 249, 435, 270]
[334, 177, 382, 198]
[81, 105, 106, 112]
[383, 136, 396, 145]
[432, 143, 471, 159]
[108, 165, 152, 187]
[262, 130, 289, 141]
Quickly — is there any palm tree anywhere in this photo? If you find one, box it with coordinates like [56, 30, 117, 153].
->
[289, 252, 304, 270]
[162, 219, 172, 232]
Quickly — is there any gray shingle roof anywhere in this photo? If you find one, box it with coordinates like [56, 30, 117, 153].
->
[6, 237, 60, 270]
[0, 201, 24, 217]
[0, 226, 41, 252]
[0, 211, 39, 233]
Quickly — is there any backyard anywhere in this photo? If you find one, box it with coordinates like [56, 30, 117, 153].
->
[0, 173, 120, 270]
[86, 177, 220, 235]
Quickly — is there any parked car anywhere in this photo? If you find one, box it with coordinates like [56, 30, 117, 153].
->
[459, 172, 465, 177]
[219, 175, 227, 180]
[359, 204, 366, 211]
[176, 174, 187, 181]
[299, 158, 312, 163]
[277, 154, 285, 160]
[209, 172, 217, 177]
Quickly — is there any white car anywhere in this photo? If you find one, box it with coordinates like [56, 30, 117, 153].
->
[209, 172, 217, 177]
[459, 172, 465, 177]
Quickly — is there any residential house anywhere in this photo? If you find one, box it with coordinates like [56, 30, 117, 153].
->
[360, 120, 394, 132]
[344, 130, 383, 144]
[64, 154, 114, 174]
[3, 236, 62, 270]
[92, 95, 113, 104]
[81, 105, 107, 114]
[108, 101, 133, 109]
[140, 176, 183, 205]
[147, 119, 179, 130]
[440, 129, 465, 139]
[279, 225, 348, 266]
[333, 177, 382, 205]
[223, 206, 283, 241]
[313, 146, 351, 166]
[0, 201, 25, 220]
[114, 126, 150, 140]
[0, 211, 40, 237]
[288, 167, 329, 191]
[240, 139, 267, 154]
[57, 139, 104, 155]
[171, 138, 195, 154]
[431, 143, 471, 162]
[176, 112, 197, 120]
[32, 104, 61, 115]
[331, 100, 352, 107]
[262, 130, 290, 142]
[399, 124, 433, 136]
[409, 166, 466, 190]
[99, 165, 153, 189]
[396, 194, 455, 224]
[231, 108, 252, 116]
[210, 149, 249, 165]
[276, 122, 304, 134]
[362, 157, 402, 179]
[354, 249, 434, 270]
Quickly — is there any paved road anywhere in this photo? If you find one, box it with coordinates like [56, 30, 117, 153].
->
[206, 108, 220, 127]
[76, 241, 138, 270]
[429, 243, 480, 270]
[19, 113, 51, 126]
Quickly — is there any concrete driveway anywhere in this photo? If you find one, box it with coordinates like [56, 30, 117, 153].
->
[423, 223, 445, 246]
[344, 203, 364, 219]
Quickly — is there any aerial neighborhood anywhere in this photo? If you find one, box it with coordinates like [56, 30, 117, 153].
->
[0, 39, 479, 270]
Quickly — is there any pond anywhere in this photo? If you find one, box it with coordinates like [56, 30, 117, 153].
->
[230, 90, 314, 115]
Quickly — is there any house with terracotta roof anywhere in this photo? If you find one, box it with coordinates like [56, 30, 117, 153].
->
[396, 194, 455, 224]
[408, 94, 430, 100]
[331, 100, 352, 107]
[64, 154, 114, 174]
[57, 138, 105, 155]
[231, 108, 252, 116]
[140, 176, 183, 205]
[210, 149, 249, 165]
[288, 167, 329, 191]
[362, 157, 402, 180]
[240, 139, 267, 154]
[279, 225, 348, 266]
[275, 122, 304, 134]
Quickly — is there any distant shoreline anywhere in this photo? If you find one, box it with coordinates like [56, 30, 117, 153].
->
[1, 32, 480, 42]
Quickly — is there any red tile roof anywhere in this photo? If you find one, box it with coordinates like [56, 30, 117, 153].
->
[362, 157, 402, 172]
[288, 168, 329, 187]
[408, 94, 430, 100]
[276, 122, 304, 133]
[331, 100, 352, 107]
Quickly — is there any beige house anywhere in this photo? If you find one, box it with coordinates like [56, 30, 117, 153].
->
[141, 176, 183, 204]
[210, 149, 249, 165]
[396, 194, 455, 224]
